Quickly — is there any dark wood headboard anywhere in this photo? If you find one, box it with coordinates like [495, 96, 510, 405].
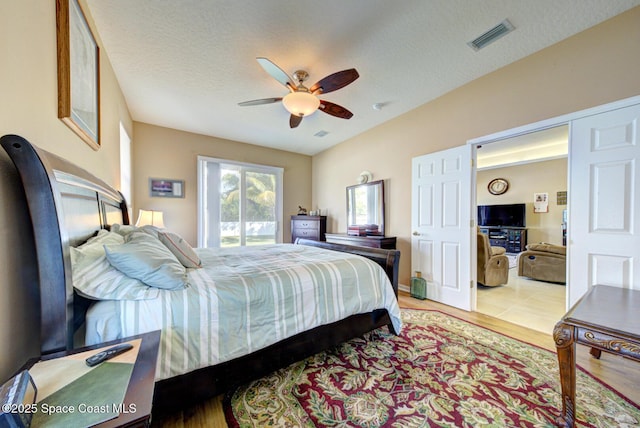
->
[1, 135, 129, 355]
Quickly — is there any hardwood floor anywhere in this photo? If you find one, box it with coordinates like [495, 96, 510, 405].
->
[477, 267, 567, 335]
[153, 292, 640, 427]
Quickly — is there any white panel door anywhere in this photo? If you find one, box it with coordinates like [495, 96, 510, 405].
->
[412, 145, 473, 310]
[569, 103, 640, 306]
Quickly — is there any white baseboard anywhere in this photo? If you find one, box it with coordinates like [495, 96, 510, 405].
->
[398, 283, 409, 293]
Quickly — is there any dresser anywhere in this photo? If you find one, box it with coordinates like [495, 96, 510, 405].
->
[291, 215, 327, 243]
[325, 233, 396, 249]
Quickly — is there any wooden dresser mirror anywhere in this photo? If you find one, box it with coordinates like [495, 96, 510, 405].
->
[346, 179, 385, 236]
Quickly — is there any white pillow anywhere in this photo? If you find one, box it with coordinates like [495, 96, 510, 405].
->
[71, 229, 124, 266]
[71, 249, 159, 300]
[105, 232, 188, 290]
[110, 224, 161, 238]
[109, 223, 138, 237]
[158, 231, 202, 268]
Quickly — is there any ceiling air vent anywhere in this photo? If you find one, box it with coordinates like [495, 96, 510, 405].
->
[467, 19, 515, 51]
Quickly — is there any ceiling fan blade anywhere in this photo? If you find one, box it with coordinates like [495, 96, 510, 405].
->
[238, 97, 282, 106]
[319, 101, 353, 119]
[289, 114, 303, 128]
[310, 69, 359, 95]
[256, 57, 295, 91]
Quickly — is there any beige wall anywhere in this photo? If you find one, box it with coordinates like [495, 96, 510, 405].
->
[477, 158, 568, 246]
[313, 7, 640, 286]
[0, 1, 131, 380]
[132, 122, 312, 245]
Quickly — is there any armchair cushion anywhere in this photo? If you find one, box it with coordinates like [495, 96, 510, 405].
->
[491, 246, 507, 256]
[526, 243, 566, 255]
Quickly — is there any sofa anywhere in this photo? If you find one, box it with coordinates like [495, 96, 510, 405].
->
[518, 243, 566, 284]
[477, 230, 509, 286]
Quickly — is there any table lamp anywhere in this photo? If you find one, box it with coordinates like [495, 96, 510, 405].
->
[135, 209, 165, 228]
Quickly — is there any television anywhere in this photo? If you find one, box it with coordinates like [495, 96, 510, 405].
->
[477, 203, 526, 228]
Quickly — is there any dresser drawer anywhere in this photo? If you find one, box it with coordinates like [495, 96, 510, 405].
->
[292, 227, 321, 239]
[292, 219, 320, 230]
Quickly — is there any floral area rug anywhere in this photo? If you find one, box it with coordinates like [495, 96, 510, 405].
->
[224, 309, 640, 427]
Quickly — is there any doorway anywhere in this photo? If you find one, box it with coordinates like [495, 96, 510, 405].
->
[474, 125, 568, 334]
[411, 95, 640, 317]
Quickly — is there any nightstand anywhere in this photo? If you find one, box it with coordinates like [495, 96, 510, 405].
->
[22, 330, 160, 428]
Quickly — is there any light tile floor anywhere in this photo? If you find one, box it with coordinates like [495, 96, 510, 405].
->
[477, 267, 567, 335]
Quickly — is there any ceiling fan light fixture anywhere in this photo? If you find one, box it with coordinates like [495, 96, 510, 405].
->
[282, 91, 320, 117]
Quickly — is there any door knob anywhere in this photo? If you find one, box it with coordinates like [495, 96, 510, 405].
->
[412, 231, 420, 236]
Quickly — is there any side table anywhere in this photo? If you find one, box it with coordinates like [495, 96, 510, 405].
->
[553, 286, 640, 427]
[23, 330, 160, 428]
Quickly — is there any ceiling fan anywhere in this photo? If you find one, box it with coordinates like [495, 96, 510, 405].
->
[238, 57, 359, 128]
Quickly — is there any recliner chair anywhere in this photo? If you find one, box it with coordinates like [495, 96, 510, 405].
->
[477, 231, 509, 286]
[518, 243, 566, 284]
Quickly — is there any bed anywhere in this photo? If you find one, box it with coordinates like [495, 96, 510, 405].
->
[1, 134, 401, 414]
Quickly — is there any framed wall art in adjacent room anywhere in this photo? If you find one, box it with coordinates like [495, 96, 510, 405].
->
[56, 0, 101, 150]
[149, 178, 185, 198]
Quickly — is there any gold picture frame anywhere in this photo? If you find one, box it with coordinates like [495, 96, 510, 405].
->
[56, 0, 101, 150]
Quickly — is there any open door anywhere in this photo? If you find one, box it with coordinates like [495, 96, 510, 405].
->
[568, 102, 640, 306]
[412, 145, 474, 311]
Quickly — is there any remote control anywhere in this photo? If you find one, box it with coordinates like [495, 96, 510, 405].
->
[85, 343, 133, 367]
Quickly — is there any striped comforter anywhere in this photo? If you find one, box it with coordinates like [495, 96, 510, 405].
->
[85, 244, 402, 380]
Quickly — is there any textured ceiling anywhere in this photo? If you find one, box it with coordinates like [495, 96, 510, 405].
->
[85, 0, 640, 156]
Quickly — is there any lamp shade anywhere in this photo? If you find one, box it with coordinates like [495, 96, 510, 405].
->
[282, 91, 320, 117]
[135, 209, 165, 228]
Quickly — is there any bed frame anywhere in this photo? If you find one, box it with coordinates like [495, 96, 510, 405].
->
[1, 134, 400, 414]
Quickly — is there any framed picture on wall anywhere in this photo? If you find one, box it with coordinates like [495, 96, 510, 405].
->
[56, 0, 101, 150]
[534, 192, 549, 213]
[149, 178, 184, 198]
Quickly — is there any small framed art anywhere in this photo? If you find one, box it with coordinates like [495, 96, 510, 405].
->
[149, 178, 184, 198]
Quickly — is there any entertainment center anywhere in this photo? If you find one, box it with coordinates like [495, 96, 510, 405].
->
[479, 227, 527, 253]
[478, 203, 527, 253]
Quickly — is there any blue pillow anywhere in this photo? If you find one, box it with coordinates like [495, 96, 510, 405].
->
[104, 232, 188, 290]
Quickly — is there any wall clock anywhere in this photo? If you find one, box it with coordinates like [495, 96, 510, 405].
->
[488, 178, 509, 195]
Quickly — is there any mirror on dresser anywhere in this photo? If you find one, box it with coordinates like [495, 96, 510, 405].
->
[326, 179, 395, 249]
[347, 179, 385, 236]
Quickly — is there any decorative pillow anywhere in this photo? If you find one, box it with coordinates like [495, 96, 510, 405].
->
[71, 248, 159, 300]
[104, 231, 188, 290]
[158, 231, 202, 268]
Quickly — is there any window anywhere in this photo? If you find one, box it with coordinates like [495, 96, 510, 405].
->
[119, 123, 132, 219]
[198, 156, 283, 247]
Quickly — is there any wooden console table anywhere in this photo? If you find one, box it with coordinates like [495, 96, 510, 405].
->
[553, 285, 640, 427]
